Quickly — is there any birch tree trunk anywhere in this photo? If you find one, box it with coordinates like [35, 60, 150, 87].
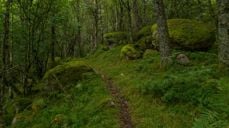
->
[154, 0, 172, 68]
[218, 0, 229, 66]
[1, 0, 11, 127]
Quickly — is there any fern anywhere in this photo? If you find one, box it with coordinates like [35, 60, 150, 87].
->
[192, 110, 228, 128]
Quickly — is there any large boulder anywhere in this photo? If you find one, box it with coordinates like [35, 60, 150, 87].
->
[103, 32, 129, 47]
[135, 25, 152, 41]
[43, 61, 93, 89]
[176, 54, 191, 65]
[152, 19, 215, 50]
[135, 26, 155, 50]
[120, 44, 142, 60]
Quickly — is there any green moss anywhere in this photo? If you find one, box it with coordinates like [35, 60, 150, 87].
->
[120, 44, 142, 60]
[136, 35, 154, 50]
[152, 19, 216, 50]
[135, 25, 152, 41]
[103, 32, 129, 46]
[43, 61, 93, 86]
[143, 49, 159, 59]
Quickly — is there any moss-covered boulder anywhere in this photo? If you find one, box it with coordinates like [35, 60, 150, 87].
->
[152, 19, 215, 50]
[103, 32, 129, 47]
[135, 25, 152, 41]
[136, 36, 155, 50]
[43, 61, 93, 89]
[120, 44, 142, 60]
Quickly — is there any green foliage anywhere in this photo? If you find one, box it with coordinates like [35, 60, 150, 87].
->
[31, 98, 46, 113]
[120, 44, 142, 60]
[11, 73, 119, 128]
[152, 19, 216, 50]
[140, 69, 220, 105]
[192, 110, 228, 128]
[85, 45, 229, 128]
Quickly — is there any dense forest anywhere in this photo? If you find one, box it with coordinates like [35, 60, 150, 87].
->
[0, 0, 229, 127]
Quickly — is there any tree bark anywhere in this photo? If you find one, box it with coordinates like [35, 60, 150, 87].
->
[1, 0, 11, 127]
[218, 0, 229, 66]
[154, 0, 172, 68]
[51, 24, 56, 63]
[133, 0, 142, 31]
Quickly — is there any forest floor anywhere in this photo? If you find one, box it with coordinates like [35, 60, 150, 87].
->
[8, 45, 229, 128]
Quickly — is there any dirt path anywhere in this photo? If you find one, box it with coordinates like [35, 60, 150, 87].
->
[98, 71, 134, 128]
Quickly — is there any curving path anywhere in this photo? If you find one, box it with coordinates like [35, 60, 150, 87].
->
[97, 70, 134, 128]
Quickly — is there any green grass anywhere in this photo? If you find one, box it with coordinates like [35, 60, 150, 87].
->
[10, 73, 119, 128]
[8, 45, 229, 128]
[83, 46, 229, 128]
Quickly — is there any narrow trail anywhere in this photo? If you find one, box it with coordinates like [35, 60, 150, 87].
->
[97, 70, 134, 128]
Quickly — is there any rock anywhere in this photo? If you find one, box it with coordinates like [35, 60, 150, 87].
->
[134, 25, 152, 41]
[43, 61, 94, 90]
[176, 54, 190, 65]
[120, 44, 142, 60]
[152, 19, 216, 50]
[103, 32, 129, 47]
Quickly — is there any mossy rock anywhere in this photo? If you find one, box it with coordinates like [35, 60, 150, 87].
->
[135, 25, 152, 41]
[151, 19, 216, 50]
[43, 61, 93, 88]
[136, 36, 155, 50]
[103, 32, 129, 47]
[120, 44, 142, 60]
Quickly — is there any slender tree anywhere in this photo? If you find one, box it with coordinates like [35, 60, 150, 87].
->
[1, 0, 12, 127]
[154, 0, 172, 68]
[218, 0, 229, 66]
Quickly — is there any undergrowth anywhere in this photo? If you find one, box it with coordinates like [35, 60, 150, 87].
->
[10, 73, 119, 128]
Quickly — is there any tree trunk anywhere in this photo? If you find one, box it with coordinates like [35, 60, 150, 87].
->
[218, 0, 229, 65]
[51, 24, 56, 63]
[133, 0, 142, 31]
[92, 0, 100, 51]
[1, 0, 11, 127]
[76, 0, 82, 57]
[154, 0, 172, 68]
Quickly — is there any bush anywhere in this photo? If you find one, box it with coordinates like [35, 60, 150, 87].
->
[152, 19, 216, 50]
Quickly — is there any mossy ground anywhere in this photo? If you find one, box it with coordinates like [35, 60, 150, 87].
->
[7, 45, 229, 128]
[8, 73, 119, 128]
[83, 46, 229, 128]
